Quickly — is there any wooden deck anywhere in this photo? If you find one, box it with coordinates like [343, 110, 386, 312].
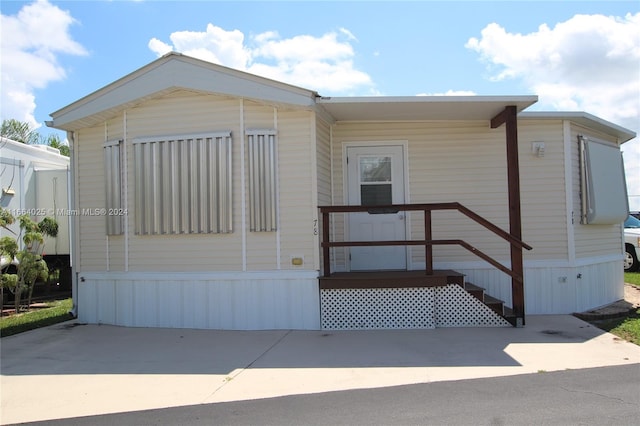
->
[319, 269, 465, 289]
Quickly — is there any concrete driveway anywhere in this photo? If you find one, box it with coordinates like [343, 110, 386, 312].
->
[2, 315, 639, 424]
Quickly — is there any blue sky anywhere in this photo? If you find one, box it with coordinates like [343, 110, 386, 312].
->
[1, 0, 639, 206]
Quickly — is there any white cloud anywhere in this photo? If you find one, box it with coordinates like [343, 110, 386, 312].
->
[0, 0, 87, 127]
[149, 23, 250, 70]
[148, 24, 372, 93]
[466, 13, 640, 209]
[466, 13, 639, 125]
[339, 28, 358, 42]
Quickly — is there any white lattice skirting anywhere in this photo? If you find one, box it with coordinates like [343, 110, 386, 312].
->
[321, 284, 510, 329]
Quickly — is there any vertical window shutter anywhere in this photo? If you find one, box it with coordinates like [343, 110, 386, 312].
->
[133, 132, 233, 234]
[104, 140, 123, 235]
[578, 136, 628, 225]
[247, 130, 278, 232]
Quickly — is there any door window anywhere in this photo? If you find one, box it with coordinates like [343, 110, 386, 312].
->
[359, 156, 392, 206]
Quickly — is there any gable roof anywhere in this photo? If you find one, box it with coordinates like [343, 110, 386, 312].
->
[49, 52, 319, 131]
[48, 52, 634, 144]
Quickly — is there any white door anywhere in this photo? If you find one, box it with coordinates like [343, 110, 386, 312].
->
[347, 145, 407, 270]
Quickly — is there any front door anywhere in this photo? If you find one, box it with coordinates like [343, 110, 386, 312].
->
[347, 145, 407, 270]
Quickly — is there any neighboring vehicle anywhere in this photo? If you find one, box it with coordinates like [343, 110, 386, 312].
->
[624, 215, 640, 272]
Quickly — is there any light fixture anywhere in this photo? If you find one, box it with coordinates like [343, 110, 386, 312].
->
[531, 141, 545, 158]
[2, 187, 15, 196]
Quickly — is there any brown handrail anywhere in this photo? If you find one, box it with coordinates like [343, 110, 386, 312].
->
[318, 203, 532, 318]
[319, 202, 531, 251]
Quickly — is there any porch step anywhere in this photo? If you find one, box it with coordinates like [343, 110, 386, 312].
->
[319, 270, 464, 289]
[502, 306, 518, 327]
[463, 282, 485, 301]
[483, 295, 504, 316]
[463, 282, 507, 318]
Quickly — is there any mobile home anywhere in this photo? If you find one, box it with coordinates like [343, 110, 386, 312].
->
[48, 53, 634, 329]
[0, 137, 72, 290]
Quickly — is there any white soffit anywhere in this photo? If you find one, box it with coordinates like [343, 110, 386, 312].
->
[520, 111, 636, 143]
[316, 96, 538, 122]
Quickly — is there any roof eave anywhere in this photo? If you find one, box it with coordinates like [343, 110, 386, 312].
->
[49, 52, 318, 131]
[316, 95, 538, 122]
[520, 111, 636, 143]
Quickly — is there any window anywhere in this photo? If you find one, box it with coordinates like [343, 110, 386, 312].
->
[132, 132, 233, 234]
[246, 130, 278, 232]
[359, 156, 392, 206]
[104, 139, 123, 235]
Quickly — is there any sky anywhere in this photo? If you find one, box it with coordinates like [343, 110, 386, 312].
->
[1, 0, 639, 208]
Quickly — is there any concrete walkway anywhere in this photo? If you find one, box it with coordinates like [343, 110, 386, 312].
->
[2, 315, 639, 424]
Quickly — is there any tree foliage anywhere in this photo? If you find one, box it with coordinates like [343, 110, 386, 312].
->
[45, 134, 70, 157]
[0, 119, 69, 157]
[0, 208, 16, 233]
[0, 119, 39, 144]
[0, 208, 58, 312]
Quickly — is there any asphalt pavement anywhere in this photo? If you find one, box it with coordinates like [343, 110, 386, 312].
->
[2, 315, 640, 425]
[15, 364, 640, 426]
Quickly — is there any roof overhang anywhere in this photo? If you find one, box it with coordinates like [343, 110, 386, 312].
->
[520, 111, 636, 143]
[316, 96, 538, 122]
[49, 52, 318, 131]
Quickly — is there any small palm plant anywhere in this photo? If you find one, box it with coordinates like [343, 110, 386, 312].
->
[0, 208, 58, 312]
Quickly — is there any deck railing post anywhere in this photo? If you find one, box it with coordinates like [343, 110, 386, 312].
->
[492, 105, 525, 326]
[322, 210, 331, 277]
[424, 209, 433, 275]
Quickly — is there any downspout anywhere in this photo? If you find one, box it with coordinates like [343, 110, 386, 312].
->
[104, 123, 109, 270]
[563, 121, 576, 265]
[274, 107, 281, 270]
[240, 99, 247, 271]
[123, 111, 129, 271]
[67, 130, 79, 317]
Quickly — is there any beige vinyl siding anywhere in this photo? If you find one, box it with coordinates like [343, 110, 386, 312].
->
[125, 91, 243, 272]
[316, 118, 332, 206]
[330, 120, 572, 268]
[404, 122, 509, 266]
[569, 123, 624, 259]
[107, 236, 126, 271]
[518, 120, 568, 261]
[243, 101, 278, 270]
[244, 100, 278, 128]
[331, 121, 509, 266]
[76, 126, 108, 271]
[236, 102, 316, 271]
[78, 91, 318, 273]
[277, 110, 316, 270]
[104, 117, 126, 271]
[315, 118, 332, 273]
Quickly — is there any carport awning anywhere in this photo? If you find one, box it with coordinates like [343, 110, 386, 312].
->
[316, 95, 538, 122]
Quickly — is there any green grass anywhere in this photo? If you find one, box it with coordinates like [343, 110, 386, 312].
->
[587, 271, 640, 345]
[591, 309, 640, 346]
[1, 298, 73, 338]
[624, 272, 640, 286]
